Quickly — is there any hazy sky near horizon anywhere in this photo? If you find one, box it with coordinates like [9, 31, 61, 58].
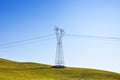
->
[0, 0, 120, 73]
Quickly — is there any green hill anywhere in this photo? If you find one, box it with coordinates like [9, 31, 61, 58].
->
[0, 58, 120, 80]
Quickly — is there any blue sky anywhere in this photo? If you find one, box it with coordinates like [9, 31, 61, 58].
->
[0, 0, 120, 73]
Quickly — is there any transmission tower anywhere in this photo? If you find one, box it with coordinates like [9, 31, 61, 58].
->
[52, 27, 65, 68]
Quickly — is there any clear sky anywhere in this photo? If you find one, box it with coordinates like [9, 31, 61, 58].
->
[0, 0, 120, 73]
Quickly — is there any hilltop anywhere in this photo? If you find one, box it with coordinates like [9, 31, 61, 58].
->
[0, 58, 120, 80]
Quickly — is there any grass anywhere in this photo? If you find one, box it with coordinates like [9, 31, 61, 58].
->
[0, 58, 120, 80]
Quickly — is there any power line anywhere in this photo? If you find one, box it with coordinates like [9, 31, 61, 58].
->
[1, 33, 120, 49]
[0, 34, 54, 47]
[65, 34, 120, 40]
[0, 37, 55, 49]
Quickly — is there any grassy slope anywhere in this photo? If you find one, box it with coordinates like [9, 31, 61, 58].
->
[0, 58, 120, 80]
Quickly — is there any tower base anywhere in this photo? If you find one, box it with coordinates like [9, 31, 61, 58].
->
[52, 65, 65, 68]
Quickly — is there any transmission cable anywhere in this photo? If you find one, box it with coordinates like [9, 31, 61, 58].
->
[0, 34, 54, 47]
[65, 34, 120, 40]
[0, 37, 55, 49]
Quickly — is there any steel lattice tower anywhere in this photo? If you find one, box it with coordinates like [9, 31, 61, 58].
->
[52, 27, 65, 68]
